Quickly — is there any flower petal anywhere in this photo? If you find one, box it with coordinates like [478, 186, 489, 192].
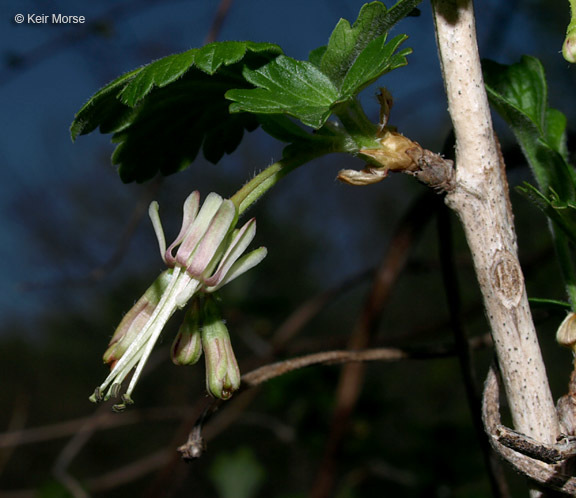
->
[169, 192, 223, 267]
[148, 201, 167, 263]
[162, 192, 201, 266]
[161, 192, 200, 265]
[205, 246, 267, 292]
[185, 199, 237, 277]
[104, 269, 173, 366]
[92, 266, 197, 404]
[203, 218, 256, 288]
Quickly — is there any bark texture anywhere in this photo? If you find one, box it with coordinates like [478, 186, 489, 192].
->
[431, 0, 559, 444]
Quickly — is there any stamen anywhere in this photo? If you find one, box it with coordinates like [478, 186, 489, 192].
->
[89, 387, 103, 403]
[111, 383, 122, 398]
[112, 394, 134, 413]
[125, 267, 189, 398]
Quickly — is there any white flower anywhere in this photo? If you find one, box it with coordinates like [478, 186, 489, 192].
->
[91, 191, 266, 411]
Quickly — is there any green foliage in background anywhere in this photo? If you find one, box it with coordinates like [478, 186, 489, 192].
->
[484, 56, 576, 308]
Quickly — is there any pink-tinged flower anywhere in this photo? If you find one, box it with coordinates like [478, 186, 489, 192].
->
[90, 191, 266, 411]
[102, 270, 172, 370]
[201, 296, 241, 400]
[171, 299, 203, 366]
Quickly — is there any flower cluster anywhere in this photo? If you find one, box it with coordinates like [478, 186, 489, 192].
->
[90, 191, 266, 411]
[171, 295, 242, 399]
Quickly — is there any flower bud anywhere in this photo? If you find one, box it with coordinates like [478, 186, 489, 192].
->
[563, 31, 576, 64]
[338, 130, 422, 186]
[359, 130, 420, 173]
[557, 312, 576, 353]
[171, 300, 203, 366]
[201, 297, 241, 400]
[103, 270, 172, 368]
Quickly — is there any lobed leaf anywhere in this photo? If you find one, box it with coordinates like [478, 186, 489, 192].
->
[109, 76, 261, 183]
[339, 34, 410, 98]
[119, 50, 198, 107]
[320, 0, 421, 88]
[227, 1, 413, 131]
[226, 56, 340, 129]
[70, 68, 141, 140]
[72, 2, 417, 183]
[71, 41, 282, 182]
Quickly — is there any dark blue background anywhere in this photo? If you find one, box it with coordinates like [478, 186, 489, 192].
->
[0, 0, 573, 331]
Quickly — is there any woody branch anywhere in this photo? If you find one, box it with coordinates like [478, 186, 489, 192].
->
[431, 0, 559, 450]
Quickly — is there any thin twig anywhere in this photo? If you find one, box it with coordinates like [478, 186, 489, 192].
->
[176, 341, 460, 460]
[145, 389, 262, 498]
[87, 449, 173, 493]
[495, 427, 576, 465]
[311, 192, 436, 498]
[0, 394, 29, 477]
[270, 269, 372, 353]
[146, 270, 371, 497]
[0, 449, 174, 497]
[52, 405, 110, 498]
[0, 405, 195, 449]
[204, 0, 235, 44]
[242, 344, 455, 387]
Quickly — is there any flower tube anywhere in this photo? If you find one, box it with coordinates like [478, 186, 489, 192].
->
[91, 191, 266, 410]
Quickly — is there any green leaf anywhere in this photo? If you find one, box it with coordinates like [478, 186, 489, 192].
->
[227, 32, 410, 130]
[517, 182, 576, 246]
[487, 55, 576, 307]
[484, 55, 575, 199]
[227, 56, 340, 129]
[340, 33, 410, 98]
[70, 67, 141, 140]
[226, 2, 412, 132]
[308, 46, 327, 67]
[72, 2, 417, 182]
[71, 41, 282, 182]
[194, 41, 256, 74]
[118, 49, 198, 107]
[545, 108, 569, 160]
[320, 0, 421, 88]
[483, 56, 546, 131]
[116, 41, 281, 108]
[109, 76, 261, 182]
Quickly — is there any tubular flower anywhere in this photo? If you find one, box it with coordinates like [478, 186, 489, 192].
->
[171, 299, 203, 366]
[201, 296, 241, 400]
[563, 0, 576, 63]
[90, 191, 267, 411]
